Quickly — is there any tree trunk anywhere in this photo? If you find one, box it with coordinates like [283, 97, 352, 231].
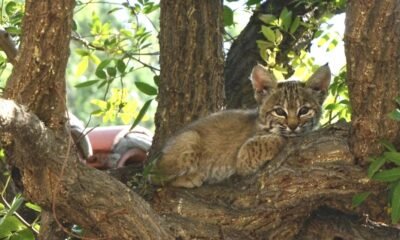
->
[150, 0, 225, 154]
[4, 0, 72, 133]
[225, 1, 345, 109]
[345, 0, 400, 164]
[3, 1, 75, 238]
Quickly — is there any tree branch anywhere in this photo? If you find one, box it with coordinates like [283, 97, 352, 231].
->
[145, 122, 392, 239]
[0, 99, 172, 239]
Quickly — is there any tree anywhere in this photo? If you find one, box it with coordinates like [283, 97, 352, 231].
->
[150, 0, 224, 154]
[0, 0, 400, 239]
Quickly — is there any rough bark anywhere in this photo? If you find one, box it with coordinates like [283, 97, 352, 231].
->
[296, 207, 400, 239]
[345, 0, 400, 164]
[150, 0, 225, 154]
[4, 0, 72, 133]
[225, 1, 345, 109]
[0, 99, 172, 239]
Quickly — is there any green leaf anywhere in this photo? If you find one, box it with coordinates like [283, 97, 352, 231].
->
[129, 99, 153, 130]
[289, 16, 300, 34]
[223, 6, 234, 27]
[317, 33, 330, 47]
[72, 20, 77, 31]
[25, 202, 41, 212]
[143, 3, 160, 14]
[389, 109, 400, 121]
[89, 54, 101, 65]
[106, 67, 117, 77]
[153, 75, 160, 87]
[97, 59, 112, 70]
[8, 196, 24, 217]
[76, 57, 89, 77]
[339, 99, 350, 105]
[95, 69, 107, 79]
[116, 59, 126, 73]
[256, 40, 274, 49]
[385, 152, 400, 166]
[75, 49, 90, 57]
[372, 168, 400, 182]
[352, 192, 371, 207]
[391, 181, 400, 223]
[246, 0, 262, 6]
[5, 26, 20, 35]
[74, 80, 99, 88]
[97, 80, 108, 88]
[261, 26, 275, 43]
[0, 216, 24, 237]
[107, 7, 123, 15]
[279, 7, 292, 31]
[91, 109, 103, 115]
[274, 29, 283, 44]
[259, 14, 276, 24]
[380, 140, 397, 152]
[12, 228, 35, 240]
[328, 38, 339, 51]
[5, 2, 17, 16]
[367, 156, 386, 178]
[135, 82, 158, 96]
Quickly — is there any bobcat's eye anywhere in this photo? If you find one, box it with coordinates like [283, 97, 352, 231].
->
[298, 106, 310, 116]
[273, 108, 287, 117]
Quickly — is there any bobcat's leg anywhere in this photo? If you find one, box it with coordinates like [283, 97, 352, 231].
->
[236, 134, 285, 176]
[149, 131, 201, 186]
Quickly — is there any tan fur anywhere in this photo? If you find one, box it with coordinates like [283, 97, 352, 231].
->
[150, 64, 331, 188]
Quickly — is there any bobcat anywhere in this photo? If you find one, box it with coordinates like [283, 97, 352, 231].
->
[150, 64, 331, 188]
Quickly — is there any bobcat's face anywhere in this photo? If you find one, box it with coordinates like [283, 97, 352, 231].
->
[257, 81, 323, 137]
[250, 64, 331, 137]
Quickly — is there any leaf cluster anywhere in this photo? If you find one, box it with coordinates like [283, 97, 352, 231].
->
[1, 180, 40, 240]
[354, 137, 400, 224]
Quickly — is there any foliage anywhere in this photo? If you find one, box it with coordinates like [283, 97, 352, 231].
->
[0, 0, 24, 89]
[354, 103, 400, 223]
[69, 0, 160, 128]
[257, 7, 300, 79]
[0, 177, 39, 240]
[323, 67, 351, 124]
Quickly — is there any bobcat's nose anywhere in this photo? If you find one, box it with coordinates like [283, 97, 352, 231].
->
[287, 117, 298, 131]
[288, 124, 298, 131]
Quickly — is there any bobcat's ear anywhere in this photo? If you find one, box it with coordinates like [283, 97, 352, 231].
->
[250, 64, 277, 103]
[305, 64, 331, 94]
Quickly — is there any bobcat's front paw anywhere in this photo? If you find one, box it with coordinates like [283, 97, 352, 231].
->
[170, 173, 205, 188]
[236, 134, 285, 176]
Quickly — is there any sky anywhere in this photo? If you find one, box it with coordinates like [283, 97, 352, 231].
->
[310, 13, 346, 75]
